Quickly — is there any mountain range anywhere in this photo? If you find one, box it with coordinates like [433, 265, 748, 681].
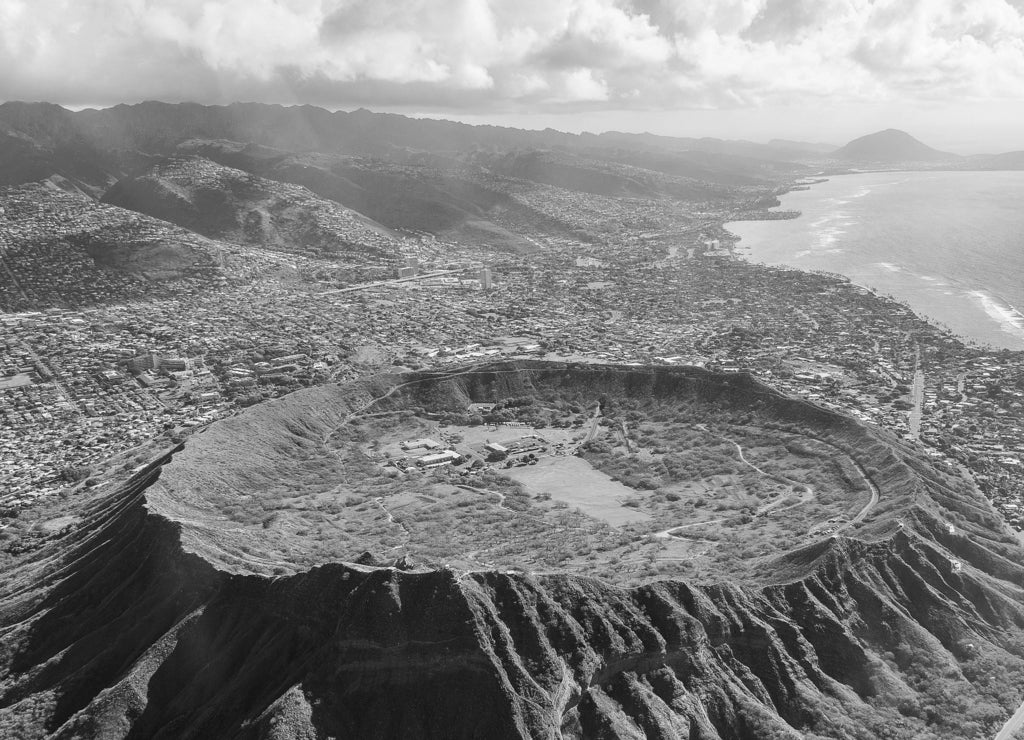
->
[5, 100, 1023, 264]
[4, 101, 1024, 739]
[4, 101, 1021, 201]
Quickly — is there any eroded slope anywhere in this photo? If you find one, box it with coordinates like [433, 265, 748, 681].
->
[3, 362, 1024, 739]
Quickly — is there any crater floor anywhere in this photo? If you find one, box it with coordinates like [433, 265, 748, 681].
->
[152, 361, 939, 583]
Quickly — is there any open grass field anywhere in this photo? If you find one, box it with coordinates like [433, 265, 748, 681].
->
[0, 373, 33, 389]
[502, 456, 649, 525]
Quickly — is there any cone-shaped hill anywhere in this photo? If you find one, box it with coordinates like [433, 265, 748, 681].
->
[833, 129, 957, 163]
[3, 361, 1024, 738]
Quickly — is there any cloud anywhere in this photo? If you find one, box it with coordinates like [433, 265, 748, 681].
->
[2, 0, 1024, 113]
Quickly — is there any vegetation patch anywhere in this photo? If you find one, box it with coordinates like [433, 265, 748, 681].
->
[149, 362, 948, 584]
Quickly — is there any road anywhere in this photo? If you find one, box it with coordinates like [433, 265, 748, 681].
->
[908, 347, 925, 440]
[569, 404, 602, 453]
[833, 451, 880, 531]
[318, 267, 474, 295]
[17, 339, 83, 417]
[994, 699, 1024, 740]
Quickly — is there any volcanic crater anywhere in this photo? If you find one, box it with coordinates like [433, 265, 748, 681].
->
[151, 361, 927, 584]
[5, 362, 1024, 739]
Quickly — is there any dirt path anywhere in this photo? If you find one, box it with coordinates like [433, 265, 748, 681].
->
[456, 483, 507, 510]
[654, 434, 815, 539]
[374, 495, 411, 549]
[655, 423, 884, 542]
[581, 404, 602, 446]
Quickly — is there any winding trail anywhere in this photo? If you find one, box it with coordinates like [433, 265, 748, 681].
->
[374, 495, 411, 549]
[654, 424, 883, 541]
[757, 422, 882, 532]
[654, 433, 815, 539]
[831, 448, 880, 532]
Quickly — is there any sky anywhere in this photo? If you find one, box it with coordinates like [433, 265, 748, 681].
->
[3, 0, 1024, 152]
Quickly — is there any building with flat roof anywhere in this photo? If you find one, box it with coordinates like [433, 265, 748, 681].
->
[417, 449, 461, 468]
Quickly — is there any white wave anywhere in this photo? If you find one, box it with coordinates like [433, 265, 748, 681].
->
[875, 262, 902, 272]
[968, 290, 1024, 338]
[818, 233, 839, 248]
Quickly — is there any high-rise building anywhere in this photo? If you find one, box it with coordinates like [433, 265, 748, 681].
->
[479, 267, 493, 290]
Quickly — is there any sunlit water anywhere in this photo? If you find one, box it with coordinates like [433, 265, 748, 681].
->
[726, 171, 1024, 350]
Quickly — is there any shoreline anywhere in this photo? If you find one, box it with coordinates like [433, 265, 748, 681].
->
[723, 172, 1024, 353]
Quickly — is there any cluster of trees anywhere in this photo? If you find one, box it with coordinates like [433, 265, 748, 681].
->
[582, 438, 739, 491]
[58, 464, 92, 483]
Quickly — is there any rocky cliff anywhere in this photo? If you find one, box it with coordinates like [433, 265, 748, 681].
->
[3, 362, 1024, 739]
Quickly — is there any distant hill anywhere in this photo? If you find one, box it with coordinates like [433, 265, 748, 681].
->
[0, 101, 797, 250]
[104, 155, 400, 259]
[0, 101, 805, 187]
[965, 150, 1024, 170]
[0, 181, 226, 310]
[172, 140, 580, 248]
[0, 103, 140, 195]
[833, 129, 957, 163]
[768, 138, 838, 155]
[589, 130, 826, 163]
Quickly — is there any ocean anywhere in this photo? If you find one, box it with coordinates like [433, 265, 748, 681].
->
[725, 171, 1024, 350]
